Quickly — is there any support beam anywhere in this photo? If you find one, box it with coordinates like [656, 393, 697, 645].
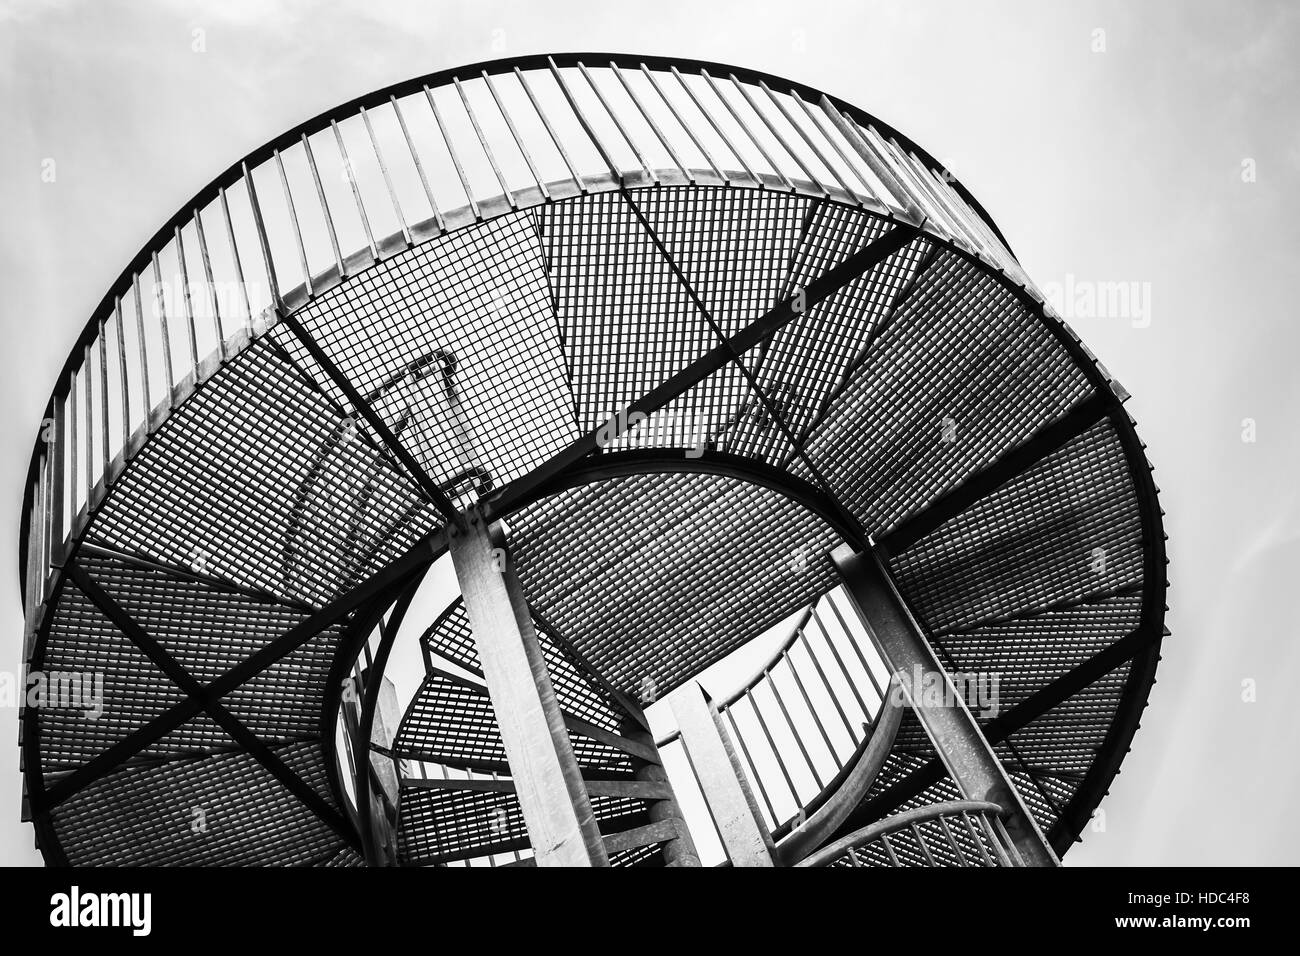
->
[489, 223, 920, 517]
[879, 392, 1109, 559]
[64, 562, 360, 849]
[37, 529, 441, 812]
[671, 682, 776, 867]
[449, 509, 608, 866]
[831, 544, 1058, 867]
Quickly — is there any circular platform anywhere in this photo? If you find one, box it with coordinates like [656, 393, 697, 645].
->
[17, 54, 1166, 866]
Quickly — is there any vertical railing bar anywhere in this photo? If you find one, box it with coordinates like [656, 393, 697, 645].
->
[703, 70, 793, 191]
[993, 815, 1026, 867]
[480, 70, 548, 200]
[879, 137, 966, 244]
[879, 830, 902, 866]
[961, 811, 995, 866]
[150, 252, 175, 398]
[642, 64, 722, 181]
[575, 61, 655, 183]
[113, 298, 130, 451]
[748, 691, 801, 808]
[131, 278, 151, 417]
[737, 76, 826, 194]
[790, 88, 875, 198]
[192, 206, 225, 359]
[610, 61, 688, 180]
[723, 707, 779, 825]
[173, 225, 200, 374]
[360, 105, 411, 244]
[331, 119, 379, 259]
[82, 343, 93, 506]
[38, 448, 50, 603]
[785, 647, 840, 765]
[670, 65, 752, 182]
[48, 395, 65, 568]
[847, 846, 862, 867]
[937, 814, 968, 866]
[97, 327, 109, 479]
[765, 669, 825, 790]
[274, 148, 314, 296]
[811, 604, 873, 720]
[903, 150, 987, 252]
[513, 66, 584, 192]
[218, 186, 254, 332]
[861, 122, 946, 227]
[797, 628, 858, 744]
[546, 57, 621, 182]
[910, 822, 938, 865]
[762, 82, 853, 197]
[423, 84, 481, 219]
[817, 98, 919, 220]
[978, 813, 1015, 867]
[67, 367, 78, 523]
[242, 161, 283, 311]
[452, 77, 515, 207]
[826, 590, 887, 702]
[389, 95, 446, 228]
[302, 133, 347, 274]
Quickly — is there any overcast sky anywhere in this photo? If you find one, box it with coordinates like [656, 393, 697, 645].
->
[2, 0, 1297, 867]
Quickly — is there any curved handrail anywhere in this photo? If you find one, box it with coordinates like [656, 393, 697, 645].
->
[795, 799, 1010, 868]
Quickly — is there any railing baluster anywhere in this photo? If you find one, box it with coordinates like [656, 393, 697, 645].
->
[576, 61, 655, 184]
[389, 95, 446, 228]
[360, 105, 411, 244]
[173, 225, 200, 373]
[642, 63, 723, 182]
[671, 66, 751, 182]
[97, 321, 109, 478]
[218, 185, 253, 333]
[826, 590, 887, 702]
[785, 647, 840, 763]
[424, 84, 481, 220]
[797, 628, 858, 745]
[748, 692, 800, 808]
[938, 814, 969, 866]
[811, 605, 873, 721]
[453, 77, 515, 206]
[331, 120, 378, 260]
[242, 161, 282, 312]
[192, 207, 224, 359]
[879, 831, 901, 866]
[274, 148, 313, 296]
[961, 811, 995, 866]
[113, 298, 129, 451]
[911, 822, 938, 865]
[765, 669, 824, 790]
[513, 66, 583, 192]
[611, 62, 689, 181]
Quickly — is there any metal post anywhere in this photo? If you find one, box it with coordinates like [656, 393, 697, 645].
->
[830, 544, 1058, 867]
[671, 682, 776, 867]
[449, 509, 608, 866]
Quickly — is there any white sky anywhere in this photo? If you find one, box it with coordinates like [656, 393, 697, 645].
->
[1, 0, 1298, 867]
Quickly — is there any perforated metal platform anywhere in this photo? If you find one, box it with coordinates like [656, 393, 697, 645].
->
[17, 54, 1166, 866]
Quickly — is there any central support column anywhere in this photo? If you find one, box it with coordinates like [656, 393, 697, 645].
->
[449, 509, 608, 866]
[831, 544, 1059, 867]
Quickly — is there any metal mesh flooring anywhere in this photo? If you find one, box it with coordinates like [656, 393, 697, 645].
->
[17, 55, 1167, 866]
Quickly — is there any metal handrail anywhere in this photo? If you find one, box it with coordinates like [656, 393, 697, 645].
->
[796, 799, 1020, 867]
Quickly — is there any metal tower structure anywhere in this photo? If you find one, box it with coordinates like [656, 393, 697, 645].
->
[17, 54, 1167, 867]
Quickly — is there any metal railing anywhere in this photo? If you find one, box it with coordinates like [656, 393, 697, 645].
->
[656, 586, 892, 841]
[20, 54, 1034, 654]
[796, 800, 1022, 867]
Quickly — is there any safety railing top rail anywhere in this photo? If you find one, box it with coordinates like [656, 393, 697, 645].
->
[18, 54, 1030, 638]
[796, 799, 1021, 868]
